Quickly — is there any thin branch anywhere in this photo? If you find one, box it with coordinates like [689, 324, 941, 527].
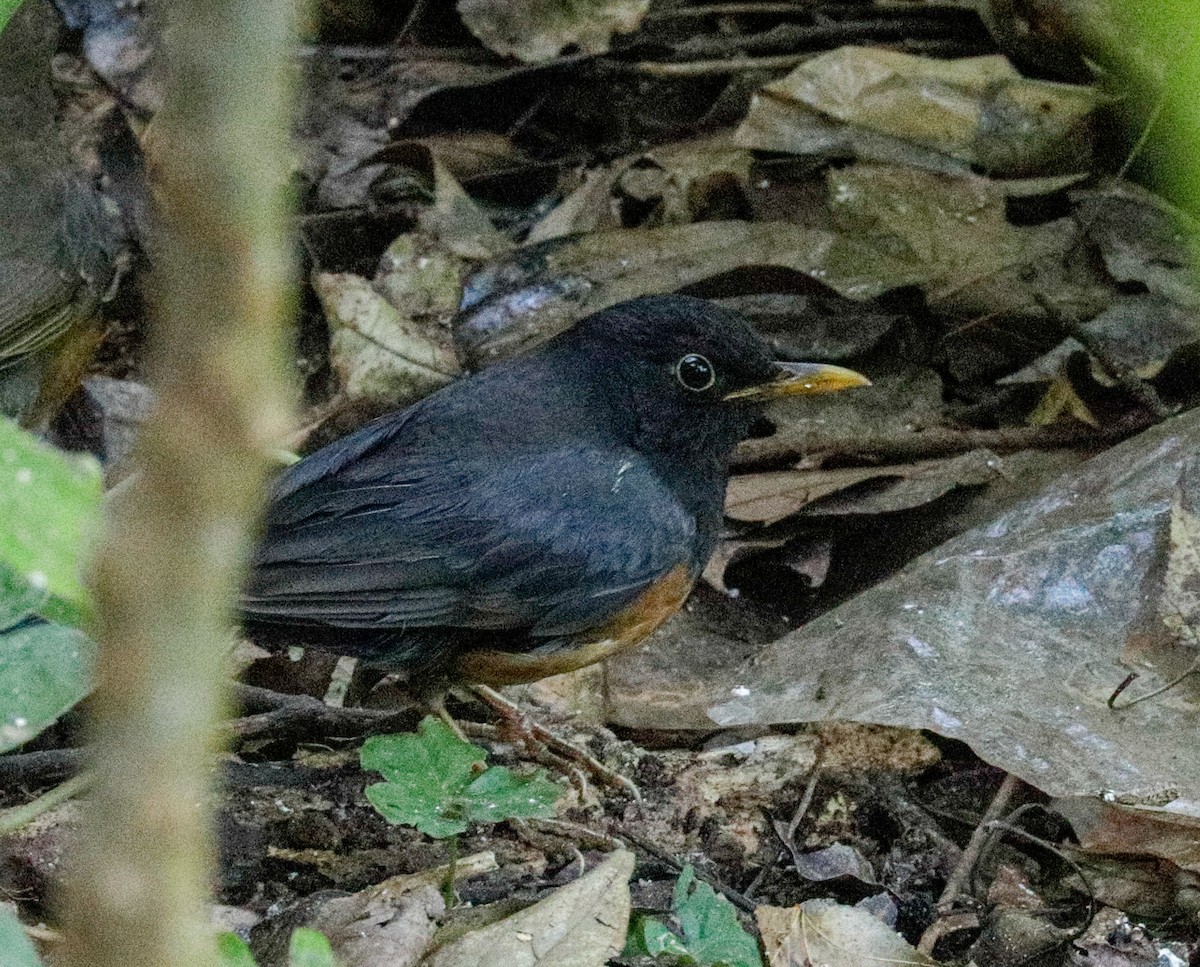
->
[917, 772, 1021, 956]
[0, 773, 94, 836]
[614, 824, 758, 915]
[61, 0, 300, 964]
[0, 748, 85, 786]
[646, 3, 816, 19]
[618, 52, 817, 76]
[731, 415, 1154, 469]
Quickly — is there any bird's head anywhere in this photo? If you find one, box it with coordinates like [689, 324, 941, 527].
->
[564, 295, 870, 463]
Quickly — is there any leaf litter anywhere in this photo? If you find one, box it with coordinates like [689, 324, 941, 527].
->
[7, 0, 1200, 964]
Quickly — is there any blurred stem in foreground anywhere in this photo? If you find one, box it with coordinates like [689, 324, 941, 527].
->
[62, 1, 299, 965]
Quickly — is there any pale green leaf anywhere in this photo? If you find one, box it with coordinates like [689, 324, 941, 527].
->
[0, 418, 102, 627]
[0, 904, 43, 967]
[217, 933, 258, 967]
[0, 620, 95, 753]
[362, 716, 562, 838]
[289, 928, 336, 967]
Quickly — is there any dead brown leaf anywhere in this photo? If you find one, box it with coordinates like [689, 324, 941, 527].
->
[736, 46, 1106, 177]
[725, 450, 1001, 525]
[757, 899, 936, 967]
[314, 270, 460, 406]
[457, 0, 649, 62]
[455, 221, 924, 366]
[711, 408, 1200, 805]
[423, 849, 634, 967]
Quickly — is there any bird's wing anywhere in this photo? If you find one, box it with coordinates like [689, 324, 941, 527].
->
[242, 432, 697, 640]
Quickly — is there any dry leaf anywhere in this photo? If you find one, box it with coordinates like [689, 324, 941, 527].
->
[455, 221, 924, 367]
[725, 451, 1000, 525]
[314, 271, 459, 406]
[1053, 797, 1200, 874]
[711, 408, 1200, 806]
[250, 852, 499, 967]
[735, 46, 1105, 177]
[457, 0, 649, 63]
[526, 163, 627, 243]
[418, 160, 508, 259]
[756, 899, 936, 967]
[423, 850, 634, 967]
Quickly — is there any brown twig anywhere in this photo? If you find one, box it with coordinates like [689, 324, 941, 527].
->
[646, 3, 816, 19]
[227, 694, 416, 744]
[937, 773, 1021, 910]
[614, 824, 757, 915]
[619, 53, 817, 76]
[671, 16, 964, 59]
[0, 748, 86, 786]
[1032, 293, 1172, 421]
[786, 753, 823, 842]
[976, 806, 1097, 942]
[917, 772, 1020, 955]
[731, 415, 1153, 469]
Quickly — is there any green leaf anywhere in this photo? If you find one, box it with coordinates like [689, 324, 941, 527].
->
[0, 620, 96, 753]
[0, 418, 102, 628]
[361, 716, 563, 838]
[288, 928, 336, 967]
[624, 867, 763, 967]
[217, 932, 258, 967]
[673, 867, 762, 967]
[0, 0, 23, 34]
[0, 903, 44, 967]
[461, 763, 561, 824]
[625, 915, 691, 958]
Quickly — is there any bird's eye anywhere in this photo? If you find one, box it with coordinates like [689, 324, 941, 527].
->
[675, 353, 716, 392]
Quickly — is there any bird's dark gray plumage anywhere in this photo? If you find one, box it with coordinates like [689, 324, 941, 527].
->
[241, 296, 823, 681]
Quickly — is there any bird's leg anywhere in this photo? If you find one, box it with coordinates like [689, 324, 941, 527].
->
[431, 695, 469, 743]
[468, 684, 640, 800]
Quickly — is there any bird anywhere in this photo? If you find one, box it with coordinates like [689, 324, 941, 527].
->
[0, 0, 130, 428]
[241, 295, 869, 783]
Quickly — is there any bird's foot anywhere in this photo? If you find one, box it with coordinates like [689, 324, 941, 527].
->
[468, 684, 640, 801]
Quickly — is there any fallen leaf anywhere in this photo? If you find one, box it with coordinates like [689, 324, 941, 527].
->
[1054, 797, 1200, 873]
[424, 850, 634, 967]
[617, 134, 753, 227]
[249, 852, 498, 967]
[454, 221, 923, 367]
[526, 163, 628, 243]
[735, 46, 1106, 177]
[710, 407, 1200, 805]
[824, 164, 1114, 380]
[725, 451, 1001, 525]
[1074, 180, 1200, 310]
[457, 0, 649, 62]
[738, 368, 946, 469]
[756, 899, 935, 967]
[417, 160, 508, 260]
[314, 271, 459, 407]
[786, 842, 880, 887]
[714, 292, 900, 363]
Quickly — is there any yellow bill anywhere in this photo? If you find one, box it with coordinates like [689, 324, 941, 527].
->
[724, 362, 871, 402]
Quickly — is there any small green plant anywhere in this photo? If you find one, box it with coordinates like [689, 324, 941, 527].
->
[0, 0, 22, 34]
[0, 903, 44, 967]
[361, 716, 564, 905]
[217, 927, 336, 967]
[626, 865, 763, 967]
[360, 716, 562, 838]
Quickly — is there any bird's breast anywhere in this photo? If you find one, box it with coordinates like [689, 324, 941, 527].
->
[453, 561, 696, 686]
